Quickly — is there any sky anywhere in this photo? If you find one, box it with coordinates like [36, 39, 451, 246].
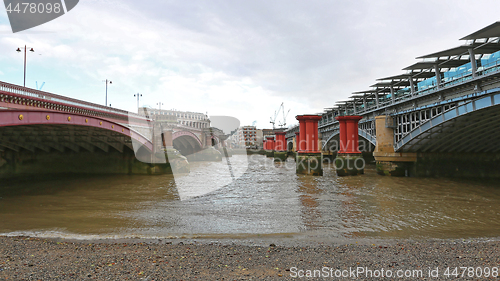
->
[0, 0, 499, 129]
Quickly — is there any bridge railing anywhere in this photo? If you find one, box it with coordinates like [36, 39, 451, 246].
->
[0, 80, 144, 119]
[332, 58, 500, 117]
[477, 59, 500, 76]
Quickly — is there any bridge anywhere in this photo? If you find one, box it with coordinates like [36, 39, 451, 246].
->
[0, 81, 225, 179]
[284, 21, 500, 178]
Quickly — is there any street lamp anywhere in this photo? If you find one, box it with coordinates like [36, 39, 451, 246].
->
[134, 93, 142, 111]
[16, 45, 35, 87]
[103, 79, 112, 106]
[157, 102, 163, 111]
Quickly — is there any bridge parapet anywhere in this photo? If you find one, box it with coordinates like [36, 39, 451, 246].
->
[0, 81, 147, 124]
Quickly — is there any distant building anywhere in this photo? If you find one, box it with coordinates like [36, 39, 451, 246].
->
[138, 107, 210, 129]
[255, 129, 263, 148]
[235, 126, 257, 147]
[262, 128, 286, 137]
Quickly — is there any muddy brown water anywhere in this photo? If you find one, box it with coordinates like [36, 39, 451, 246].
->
[0, 155, 499, 241]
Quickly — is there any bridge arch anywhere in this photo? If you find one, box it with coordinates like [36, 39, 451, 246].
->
[209, 135, 220, 147]
[0, 110, 164, 179]
[173, 131, 203, 155]
[0, 110, 153, 154]
[395, 93, 500, 153]
[322, 130, 376, 152]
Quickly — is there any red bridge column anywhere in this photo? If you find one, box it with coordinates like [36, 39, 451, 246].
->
[274, 132, 286, 151]
[298, 119, 306, 152]
[274, 132, 287, 161]
[337, 118, 347, 153]
[265, 136, 275, 158]
[295, 115, 323, 176]
[336, 116, 362, 154]
[335, 115, 364, 176]
[294, 132, 300, 152]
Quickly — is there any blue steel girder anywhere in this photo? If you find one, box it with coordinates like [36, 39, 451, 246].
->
[394, 89, 500, 153]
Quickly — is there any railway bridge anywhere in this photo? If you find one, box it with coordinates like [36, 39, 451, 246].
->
[285, 22, 500, 177]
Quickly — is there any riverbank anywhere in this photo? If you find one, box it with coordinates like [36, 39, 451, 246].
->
[0, 236, 499, 280]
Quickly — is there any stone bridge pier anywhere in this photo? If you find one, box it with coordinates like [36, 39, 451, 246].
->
[373, 116, 417, 176]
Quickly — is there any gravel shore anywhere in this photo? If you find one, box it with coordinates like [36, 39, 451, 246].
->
[0, 236, 499, 280]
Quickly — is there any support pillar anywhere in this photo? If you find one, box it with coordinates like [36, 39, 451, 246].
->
[335, 116, 364, 176]
[292, 132, 299, 160]
[294, 132, 300, 152]
[434, 64, 441, 89]
[390, 85, 395, 104]
[468, 48, 477, 78]
[160, 129, 190, 173]
[265, 136, 275, 158]
[409, 77, 415, 96]
[274, 132, 287, 162]
[295, 115, 323, 176]
[373, 115, 417, 176]
[298, 120, 306, 152]
[338, 118, 347, 153]
[162, 130, 173, 148]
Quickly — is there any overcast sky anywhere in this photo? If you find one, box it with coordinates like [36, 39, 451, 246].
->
[0, 0, 498, 128]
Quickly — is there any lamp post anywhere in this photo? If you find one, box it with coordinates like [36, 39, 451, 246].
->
[103, 79, 112, 106]
[157, 102, 163, 111]
[155, 102, 164, 154]
[16, 45, 35, 87]
[134, 93, 142, 112]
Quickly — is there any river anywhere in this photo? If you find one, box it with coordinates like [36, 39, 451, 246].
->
[0, 154, 499, 240]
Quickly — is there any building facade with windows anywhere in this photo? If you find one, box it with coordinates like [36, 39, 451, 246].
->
[235, 126, 257, 147]
[138, 107, 210, 130]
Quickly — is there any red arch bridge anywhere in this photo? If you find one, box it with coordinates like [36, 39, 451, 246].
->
[0, 81, 225, 178]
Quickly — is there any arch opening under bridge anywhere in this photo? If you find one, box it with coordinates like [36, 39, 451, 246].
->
[321, 131, 376, 153]
[172, 131, 203, 156]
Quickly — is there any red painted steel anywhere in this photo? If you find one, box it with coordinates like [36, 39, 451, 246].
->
[295, 115, 322, 154]
[0, 110, 153, 151]
[265, 136, 274, 150]
[274, 132, 286, 151]
[335, 115, 363, 154]
[295, 132, 300, 152]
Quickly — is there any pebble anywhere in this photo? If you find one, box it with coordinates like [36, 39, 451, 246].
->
[0, 236, 498, 280]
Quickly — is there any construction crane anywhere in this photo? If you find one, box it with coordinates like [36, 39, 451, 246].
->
[270, 102, 290, 129]
[36, 81, 45, 91]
